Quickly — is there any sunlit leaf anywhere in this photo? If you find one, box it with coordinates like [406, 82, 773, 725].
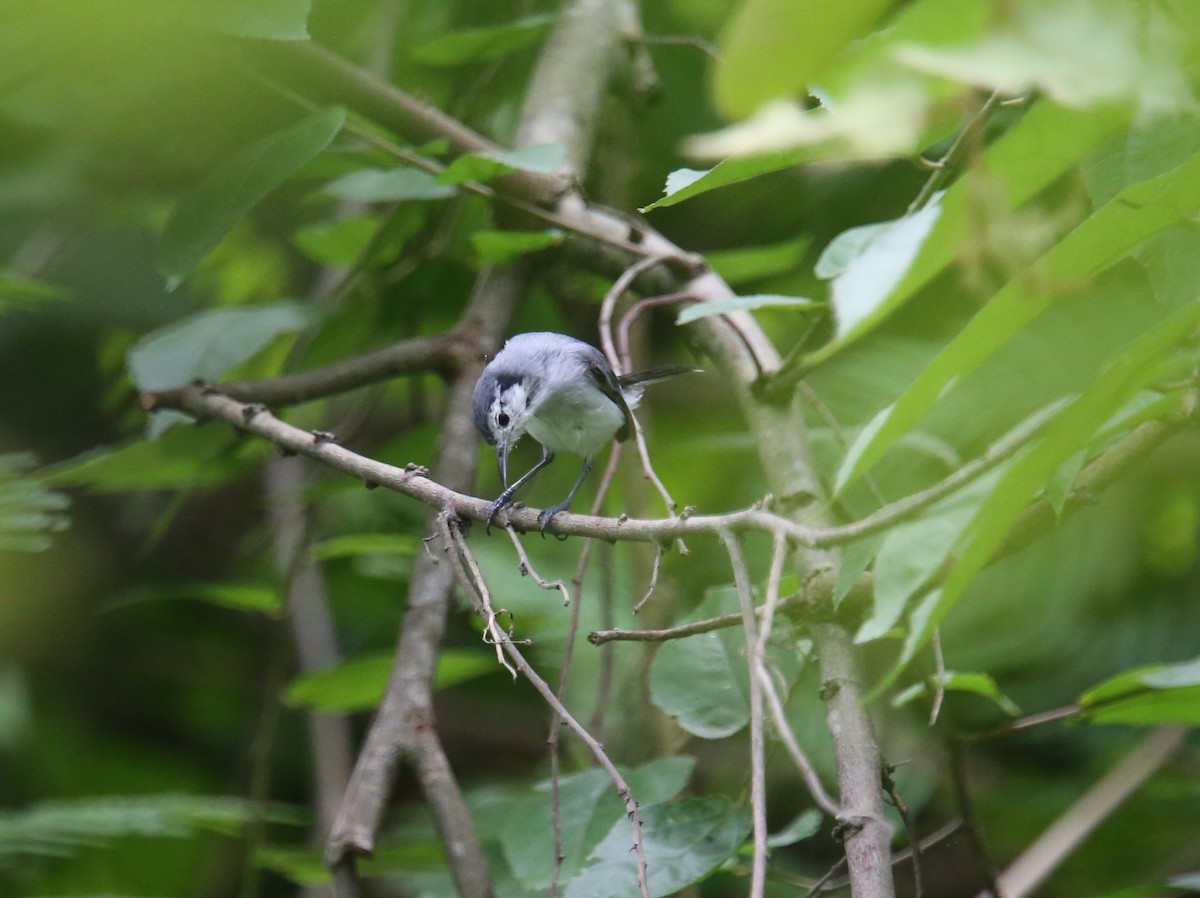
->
[800, 99, 1132, 368]
[642, 151, 814, 212]
[438, 143, 567, 185]
[323, 167, 455, 203]
[564, 798, 751, 898]
[0, 794, 304, 865]
[471, 229, 563, 264]
[838, 146, 1200, 489]
[890, 301, 1200, 682]
[0, 454, 69, 553]
[707, 236, 811, 285]
[293, 217, 382, 268]
[895, 2, 1191, 113]
[714, 0, 893, 118]
[44, 427, 247, 493]
[0, 271, 68, 309]
[411, 15, 555, 66]
[172, 0, 312, 39]
[892, 670, 1021, 716]
[159, 107, 346, 285]
[126, 303, 316, 402]
[825, 194, 943, 339]
[110, 582, 283, 616]
[685, 82, 929, 160]
[676, 294, 819, 325]
[858, 471, 999, 644]
[1080, 657, 1200, 726]
[766, 809, 822, 848]
[309, 533, 418, 562]
[284, 649, 497, 713]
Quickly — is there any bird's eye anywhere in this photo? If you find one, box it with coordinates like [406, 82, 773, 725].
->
[497, 412, 510, 427]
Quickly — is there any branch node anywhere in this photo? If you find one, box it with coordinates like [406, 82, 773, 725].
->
[363, 478, 379, 490]
[311, 429, 339, 444]
[242, 402, 268, 423]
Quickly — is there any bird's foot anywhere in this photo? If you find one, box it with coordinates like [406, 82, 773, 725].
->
[486, 494, 515, 533]
[537, 501, 572, 539]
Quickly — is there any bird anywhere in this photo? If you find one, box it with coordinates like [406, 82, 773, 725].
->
[472, 331, 693, 530]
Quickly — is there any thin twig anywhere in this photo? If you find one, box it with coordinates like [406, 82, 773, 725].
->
[947, 741, 1004, 897]
[505, 525, 571, 606]
[441, 516, 519, 679]
[758, 671, 841, 817]
[976, 727, 1187, 898]
[721, 529, 769, 898]
[882, 763, 924, 898]
[632, 542, 663, 614]
[615, 292, 697, 376]
[930, 628, 947, 726]
[907, 90, 1001, 217]
[599, 255, 669, 371]
[440, 514, 652, 898]
[750, 535, 841, 817]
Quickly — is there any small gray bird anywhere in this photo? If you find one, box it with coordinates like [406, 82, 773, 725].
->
[472, 332, 692, 529]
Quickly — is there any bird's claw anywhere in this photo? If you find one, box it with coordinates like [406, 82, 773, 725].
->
[485, 497, 510, 533]
[537, 503, 571, 539]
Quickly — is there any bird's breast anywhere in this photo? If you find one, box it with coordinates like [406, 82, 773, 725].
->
[526, 384, 625, 456]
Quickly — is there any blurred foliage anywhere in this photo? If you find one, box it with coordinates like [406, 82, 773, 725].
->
[1, 0, 1200, 896]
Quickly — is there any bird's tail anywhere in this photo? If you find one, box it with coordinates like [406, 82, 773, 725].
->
[617, 365, 700, 389]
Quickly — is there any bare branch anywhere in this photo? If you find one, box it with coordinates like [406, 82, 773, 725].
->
[977, 726, 1187, 898]
[505, 525, 571, 607]
[882, 763, 924, 898]
[142, 385, 823, 545]
[441, 512, 652, 898]
[721, 530, 769, 898]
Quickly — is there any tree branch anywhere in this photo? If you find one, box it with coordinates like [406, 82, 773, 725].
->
[976, 726, 1187, 898]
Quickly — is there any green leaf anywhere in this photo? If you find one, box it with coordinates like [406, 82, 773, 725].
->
[890, 301, 1200, 683]
[707, 236, 811, 285]
[284, 649, 497, 713]
[323, 167, 456, 203]
[309, 533, 417, 562]
[502, 758, 696, 890]
[833, 534, 883, 607]
[44, 426, 247, 493]
[766, 809, 823, 848]
[0, 794, 305, 865]
[159, 107, 346, 285]
[411, 14, 555, 66]
[714, 0, 894, 118]
[825, 193, 943, 339]
[838, 146, 1200, 489]
[894, 2, 1190, 111]
[859, 471, 999, 644]
[676, 294, 819, 325]
[564, 798, 751, 898]
[127, 302, 316, 393]
[293, 217, 382, 268]
[649, 589, 806, 738]
[1080, 657, 1200, 726]
[110, 582, 283, 616]
[0, 454, 69, 553]
[172, 0, 311, 39]
[0, 270, 68, 309]
[892, 670, 1021, 716]
[471, 229, 563, 264]
[802, 100, 1132, 369]
[438, 143, 567, 185]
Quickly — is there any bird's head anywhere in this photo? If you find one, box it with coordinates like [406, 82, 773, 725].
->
[472, 371, 536, 487]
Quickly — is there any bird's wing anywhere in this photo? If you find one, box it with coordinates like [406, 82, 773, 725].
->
[584, 355, 636, 443]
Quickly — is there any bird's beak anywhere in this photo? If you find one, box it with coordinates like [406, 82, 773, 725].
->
[495, 441, 510, 488]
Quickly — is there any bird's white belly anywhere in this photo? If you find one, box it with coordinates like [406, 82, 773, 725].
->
[527, 384, 625, 456]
